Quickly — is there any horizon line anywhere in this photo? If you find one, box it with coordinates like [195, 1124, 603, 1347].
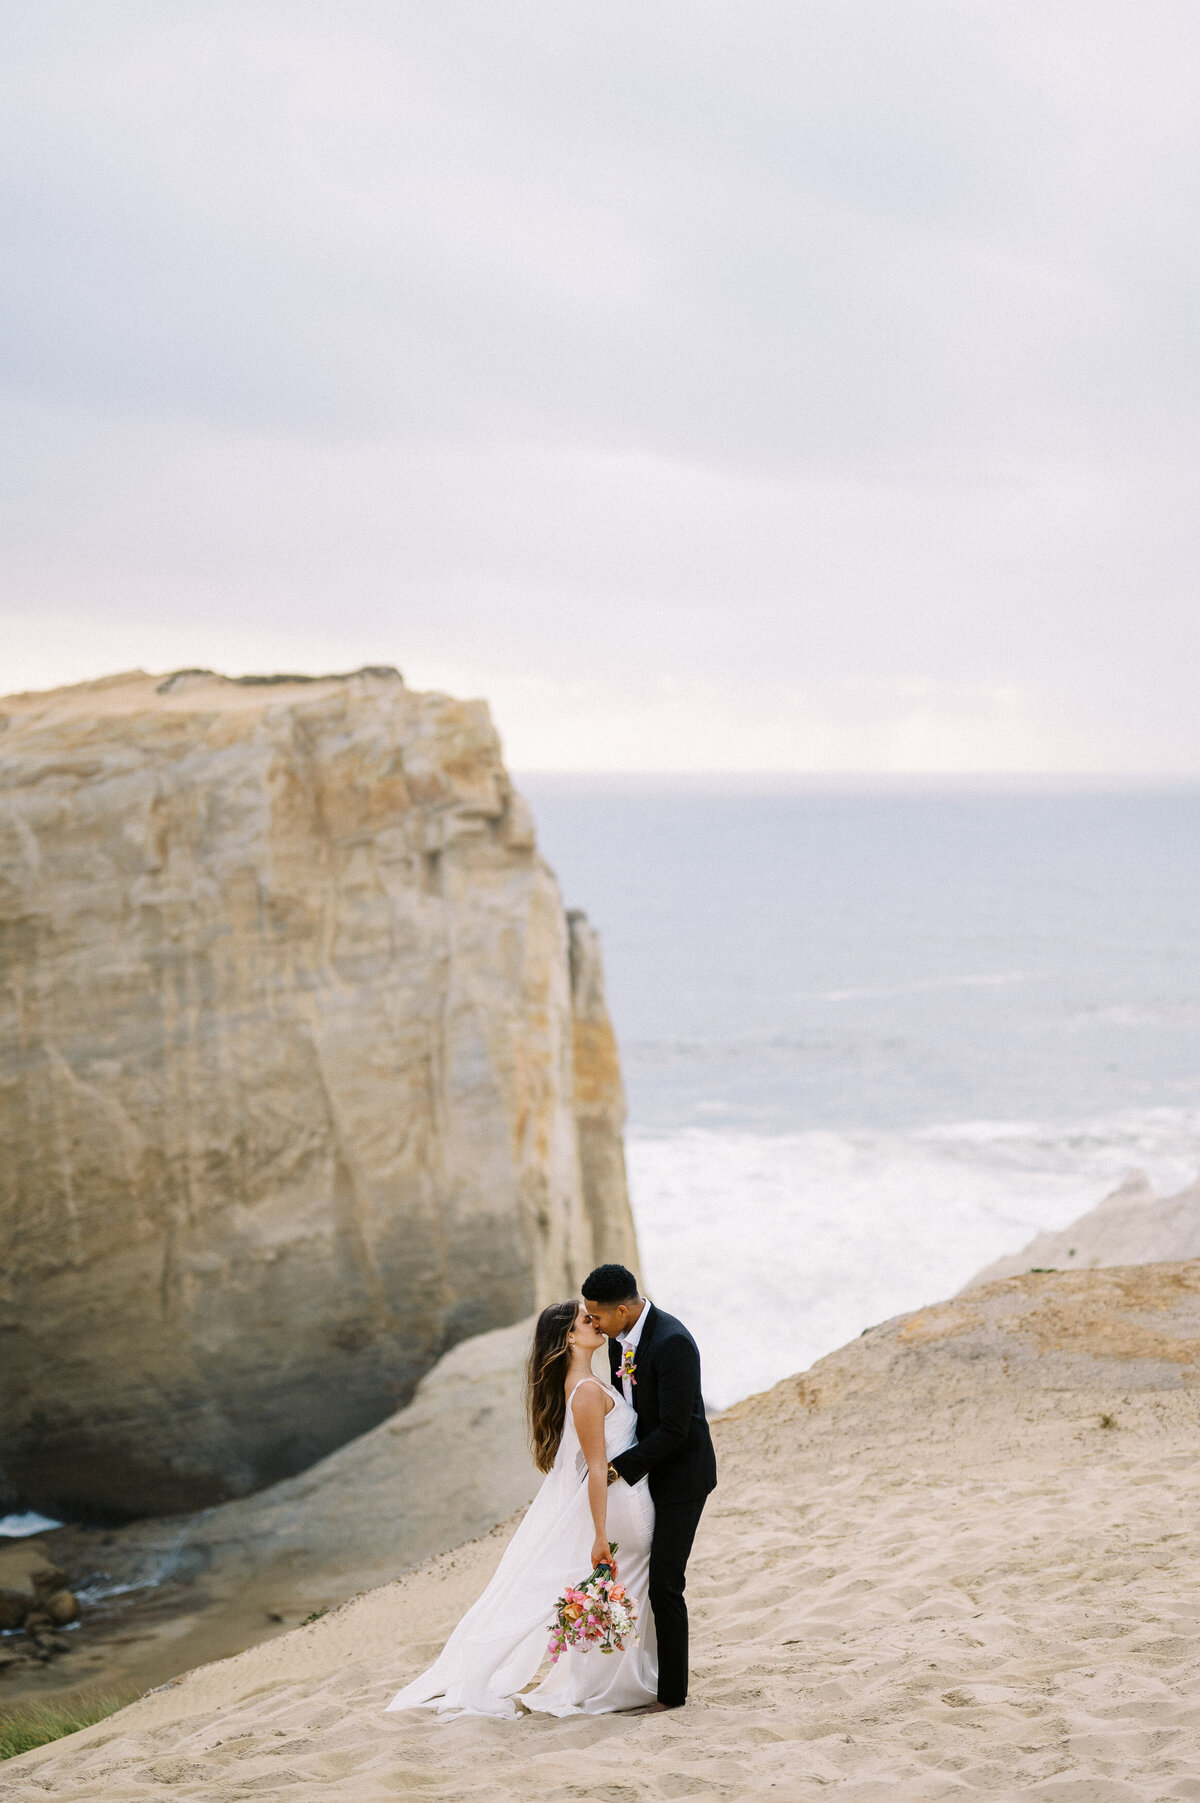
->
[511, 769, 1200, 788]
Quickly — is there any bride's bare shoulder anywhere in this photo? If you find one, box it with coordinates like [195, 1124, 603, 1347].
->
[567, 1376, 615, 1415]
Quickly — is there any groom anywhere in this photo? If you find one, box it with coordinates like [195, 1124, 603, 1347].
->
[582, 1263, 717, 1711]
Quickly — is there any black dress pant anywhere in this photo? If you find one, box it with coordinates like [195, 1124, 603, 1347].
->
[647, 1494, 708, 1707]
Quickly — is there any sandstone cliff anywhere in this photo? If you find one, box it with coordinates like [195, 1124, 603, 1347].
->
[0, 668, 637, 1516]
[566, 909, 639, 1273]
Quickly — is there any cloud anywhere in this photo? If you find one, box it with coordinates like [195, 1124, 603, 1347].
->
[1, 2, 1198, 769]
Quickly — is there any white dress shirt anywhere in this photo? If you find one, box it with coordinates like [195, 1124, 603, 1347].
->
[616, 1299, 650, 1405]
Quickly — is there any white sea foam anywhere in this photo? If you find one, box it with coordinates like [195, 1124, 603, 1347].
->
[628, 1107, 1200, 1409]
[0, 1510, 63, 1538]
[815, 970, 1031, 1002]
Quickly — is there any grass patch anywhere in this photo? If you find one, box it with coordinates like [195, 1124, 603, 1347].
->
[0, 1694, 130, 1761]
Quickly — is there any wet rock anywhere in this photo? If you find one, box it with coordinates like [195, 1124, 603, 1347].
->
[23, 1614, 70, 1657]
[0, 1543, 66, 1599]
[0, 1541, 81, 1663]
[0, 1588, 29, 1631]
[41, 1590, 80, 1626]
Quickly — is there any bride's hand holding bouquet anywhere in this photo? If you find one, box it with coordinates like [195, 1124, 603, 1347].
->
[592, 1536, 618, 1579]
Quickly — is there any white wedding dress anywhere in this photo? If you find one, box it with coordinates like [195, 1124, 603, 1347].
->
[385, 1377, 657, 1718]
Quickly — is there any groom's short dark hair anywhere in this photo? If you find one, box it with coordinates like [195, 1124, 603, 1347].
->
[582, 1263, 639, 1303]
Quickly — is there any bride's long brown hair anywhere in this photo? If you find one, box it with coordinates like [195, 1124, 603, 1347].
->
[526, 1300, 579, 1473]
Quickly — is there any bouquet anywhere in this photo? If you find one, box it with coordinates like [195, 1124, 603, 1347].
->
[547, 1542, 638, 1662]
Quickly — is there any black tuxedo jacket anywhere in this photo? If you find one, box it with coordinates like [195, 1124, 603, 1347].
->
[608, 1304, 717, 1503]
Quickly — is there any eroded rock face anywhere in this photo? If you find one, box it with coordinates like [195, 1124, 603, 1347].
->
[566, 911, 639, 1274]
[0, 668, 637, 1516]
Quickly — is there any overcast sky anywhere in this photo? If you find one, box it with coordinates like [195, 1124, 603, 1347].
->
[2, 2, 1198, 771]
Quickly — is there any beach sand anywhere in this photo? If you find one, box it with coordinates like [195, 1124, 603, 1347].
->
[9, 1261, 1200, 1799]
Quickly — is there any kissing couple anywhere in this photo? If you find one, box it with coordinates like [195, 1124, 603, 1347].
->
[385, 1263, 717, 1718]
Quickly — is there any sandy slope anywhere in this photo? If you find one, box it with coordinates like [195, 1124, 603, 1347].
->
[11, 1262, 1200, 1800]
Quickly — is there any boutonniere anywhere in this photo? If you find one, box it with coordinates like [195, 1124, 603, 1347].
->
[621, 1346, 637, 1386]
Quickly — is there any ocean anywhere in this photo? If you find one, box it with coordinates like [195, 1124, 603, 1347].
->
[521, 780, 1200, 1408]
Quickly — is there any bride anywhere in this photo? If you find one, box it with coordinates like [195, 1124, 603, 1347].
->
[385, 1299, 657, 1718]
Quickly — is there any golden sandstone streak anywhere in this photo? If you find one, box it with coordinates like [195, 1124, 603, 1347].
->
[570, 1017, 624, 1111]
